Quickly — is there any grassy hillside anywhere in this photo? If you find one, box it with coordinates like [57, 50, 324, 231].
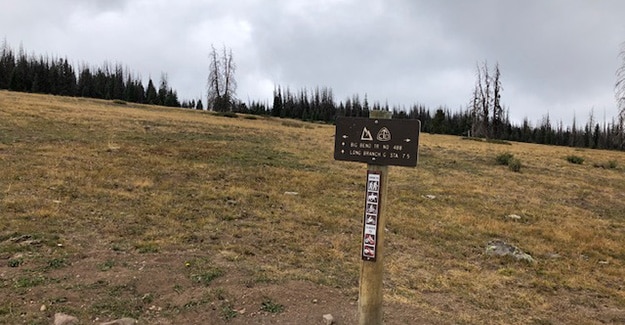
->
[1, 90, 625, 324]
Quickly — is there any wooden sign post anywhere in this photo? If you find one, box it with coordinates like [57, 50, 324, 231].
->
[334, 111, 420, 325]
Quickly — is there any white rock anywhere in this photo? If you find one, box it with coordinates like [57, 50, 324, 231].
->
[54, 313, 79, 325]
[506, 214, 522, 220]
[40, 304, 46, 312]
[486, 240, 535, 263]
[323, 314, 335, 325]
[546, 253, 561, 259]
[284, 191, 299, 195]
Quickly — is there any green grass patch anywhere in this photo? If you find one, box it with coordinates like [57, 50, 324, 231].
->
[508, 158, 522, 172]
[99, 260, 115, 271]
[14, 275, 46, 288]
[496, 152, 514, 165]
[260, 298, 284, 314]
[192, 268, 224, 286]
[221, 304, 238, 320]
[566, 155, 585, 164]
[7, 258, 22, 268]
[47, 258, 68, 269]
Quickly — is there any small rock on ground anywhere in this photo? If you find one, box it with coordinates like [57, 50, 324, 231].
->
[505, 214, 522, 221]
[486, 239, 535, 263]
[54, 313, 79, 325]
[323, 313, 335, 325]
[99, 317, 138, 325]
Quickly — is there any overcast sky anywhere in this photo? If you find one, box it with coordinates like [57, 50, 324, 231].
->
[2, 0, 625, 126]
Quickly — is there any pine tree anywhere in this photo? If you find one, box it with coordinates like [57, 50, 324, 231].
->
[0, 40, 15, 89]
[432, 108, 446, 134]
[272, 86, 283, 117]
[146, 78, 157, 104]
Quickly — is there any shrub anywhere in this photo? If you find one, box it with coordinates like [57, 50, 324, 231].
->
[461, 136, 485, 142]
[486, 139, 512, 145]
[8, 258, 22, 267]
[496, 152, 514, 165]
[281, 120, 305, 128]
[508, 158, 522, 172]
[566, 155, 584, 165]
[215, 111, 238, 118]
[593, 160, 618, 169]
[112, 99, 127, 105]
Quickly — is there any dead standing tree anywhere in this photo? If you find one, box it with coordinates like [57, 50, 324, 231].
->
[471, 62, 490, 138]
[207, 45, 236, 112]
[615, 43, 625, 148]
[492, 63, 504, 138]
[470, 61, 503, 139]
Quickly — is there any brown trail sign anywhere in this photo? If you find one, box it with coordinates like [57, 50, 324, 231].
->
[334, 111, 420, 325]
[334, 117, 420, 166]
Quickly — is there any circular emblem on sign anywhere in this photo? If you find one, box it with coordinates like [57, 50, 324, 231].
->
[376, 127, 391, 141]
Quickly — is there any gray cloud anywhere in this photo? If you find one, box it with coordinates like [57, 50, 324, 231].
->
[2, 0, 624, 125]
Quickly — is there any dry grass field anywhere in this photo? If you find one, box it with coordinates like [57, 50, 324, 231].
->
[1, 90, 625, 324]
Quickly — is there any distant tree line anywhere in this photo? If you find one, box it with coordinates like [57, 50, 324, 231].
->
[234, 83, 625, 151]
[0, 40, 204, 109]
[2, 40, 624, 151]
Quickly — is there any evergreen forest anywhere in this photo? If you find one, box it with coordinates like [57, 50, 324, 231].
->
[1, 41, 623, 150]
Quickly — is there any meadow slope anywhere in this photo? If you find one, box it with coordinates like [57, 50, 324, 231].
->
[1, 91, 625, 324]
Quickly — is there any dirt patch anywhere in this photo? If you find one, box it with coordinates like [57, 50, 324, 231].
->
[1, 249, 433, 324]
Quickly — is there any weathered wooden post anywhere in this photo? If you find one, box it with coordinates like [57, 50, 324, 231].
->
[358, 110, 390, 324]
[334, 110, 420, 325]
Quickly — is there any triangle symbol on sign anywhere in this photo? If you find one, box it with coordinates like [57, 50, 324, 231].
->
[361, 127, 373, 141]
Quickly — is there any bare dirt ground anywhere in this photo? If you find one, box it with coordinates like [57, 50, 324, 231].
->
[2, 248, 434, 325]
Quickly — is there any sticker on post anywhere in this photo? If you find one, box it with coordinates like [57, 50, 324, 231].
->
[362, 170, 381, 261]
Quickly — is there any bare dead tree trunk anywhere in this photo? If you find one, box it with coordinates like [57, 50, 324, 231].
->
[222, 47, 237, 112]
[615, 43, 625, 148]
[471, 83, 480, 137]
[492, 63, 503, 139]
[207, 45, 222, 111]
[480, 62, 491, 139]
[207, 45, 237, 112]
